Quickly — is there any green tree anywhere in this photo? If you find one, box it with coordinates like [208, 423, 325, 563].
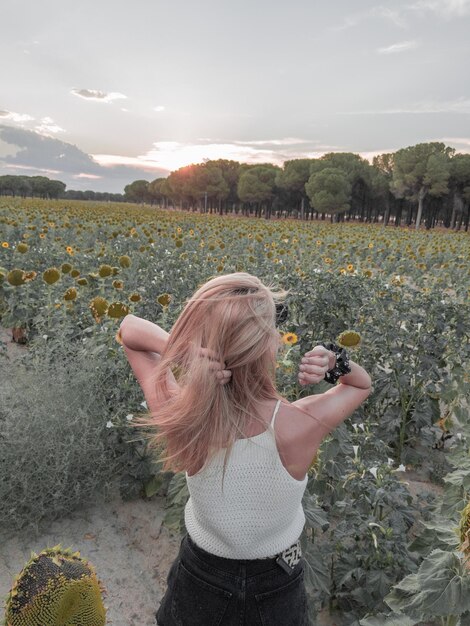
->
[275, 159, 313, 219]
[391, 143, 453, 230]
[372, 153, 395, 227]
[237, 165, 280, 218]
[305, 167, 350, 219]
[0, 175, 20, 196]
[449, 154, 470, 231]
[124, 179, 151, 204]
[166, 166, 199, 209]
[206, 159, 241, 211]
[192, 163, 229, 213]
[148, 177, 167, 206]
[309, 153, 373, 221]
[46, 179, 66, 199]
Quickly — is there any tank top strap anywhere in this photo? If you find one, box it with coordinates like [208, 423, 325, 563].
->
[269, 399, 282, 428]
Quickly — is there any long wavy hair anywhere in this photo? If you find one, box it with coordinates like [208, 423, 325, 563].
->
[133, 272, 289, 480]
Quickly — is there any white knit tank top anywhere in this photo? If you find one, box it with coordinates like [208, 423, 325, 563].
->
[184, 399, 308, 559]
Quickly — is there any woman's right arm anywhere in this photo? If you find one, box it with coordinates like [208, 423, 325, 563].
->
[292, 347, 372, 438]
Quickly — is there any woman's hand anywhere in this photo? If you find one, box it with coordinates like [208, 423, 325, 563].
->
[298, 346, 336, 386]
[199, 347, 232, 385]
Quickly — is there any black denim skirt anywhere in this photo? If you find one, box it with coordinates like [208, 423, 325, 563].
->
[156, 533, 311, 626]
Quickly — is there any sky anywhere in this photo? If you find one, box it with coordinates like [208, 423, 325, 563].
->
[0, 0, 469, 193]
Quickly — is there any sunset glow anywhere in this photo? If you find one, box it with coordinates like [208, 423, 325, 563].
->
[92, 140, 333, 174]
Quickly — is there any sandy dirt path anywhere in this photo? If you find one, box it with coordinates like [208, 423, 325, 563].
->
[0, 488, 181, 626]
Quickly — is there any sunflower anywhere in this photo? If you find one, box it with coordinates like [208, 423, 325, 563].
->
[347, 264, 354, 272]
[337, 330, 361, 348]
[281, 332, 298, 345]
[157, 293, 171, 307]
[2, 242, 9, 248]
[98, 264, 113, 278]
[64, 288, 77, 301]
[7, 269, 26, 286]
[66, 246, 74, 256]
[89, 296, 109, 319]
[324, 257, 332, 264]
[43, 267, 61, 285]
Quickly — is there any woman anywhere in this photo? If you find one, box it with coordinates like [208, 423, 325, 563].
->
[118, 272, 372, 625]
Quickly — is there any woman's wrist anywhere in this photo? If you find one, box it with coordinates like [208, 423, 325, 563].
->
[327, 351, 336, 370]
[337, 360, 372, 389]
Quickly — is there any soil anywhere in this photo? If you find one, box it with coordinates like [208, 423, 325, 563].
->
[0, 326, 446, 626]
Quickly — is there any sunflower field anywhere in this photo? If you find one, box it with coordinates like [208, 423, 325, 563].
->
[1, 197, 469, 625]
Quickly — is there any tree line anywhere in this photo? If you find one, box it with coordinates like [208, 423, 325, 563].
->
[0, 175, 126, 203]
[125, 142, 470, 230]
[2, 142, 469, 230]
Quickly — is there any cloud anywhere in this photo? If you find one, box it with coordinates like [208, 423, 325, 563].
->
[0, 125, 101, 174]
[2, 163, 61, 176]
[411, 0, 470, 18]
[0, 125, 167, 192]
[0, 109, 34, 123]
[341, 97, 470, 114]
[35, 117, 65, 136]
[72, 173, 102, 180]
[377, 40, 419, 54]
[439, 137, 470, 151]
[232, 138, 313, 146]
[332, 5, 409, 32]
[372, 7, 409, 28]
[153, 105, 165, 112]
[92, 139, 346, 173]
[70, 89, 127, 102]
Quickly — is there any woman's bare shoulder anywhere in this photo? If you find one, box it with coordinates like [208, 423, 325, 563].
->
[274, 399, 324, 480]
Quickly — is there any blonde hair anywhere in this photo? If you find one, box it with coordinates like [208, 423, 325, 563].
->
[133, 272, 289, 481]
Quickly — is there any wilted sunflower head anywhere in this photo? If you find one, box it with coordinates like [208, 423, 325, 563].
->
[157, 293, 171, 307]
[129, 293, 141, 302]
[7, 269, 27, 286]
[89, 296, 109, 319]
[64, 287, 77, 301]
[61, 262, 73, 274]
[107, 302, 130, 318]
[16, 243, 29, 253]
[119, 255, 131, 268]
[43, 267, 61, 285]
[337, 330, 362, 348]
[98, 264, 113, 278]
